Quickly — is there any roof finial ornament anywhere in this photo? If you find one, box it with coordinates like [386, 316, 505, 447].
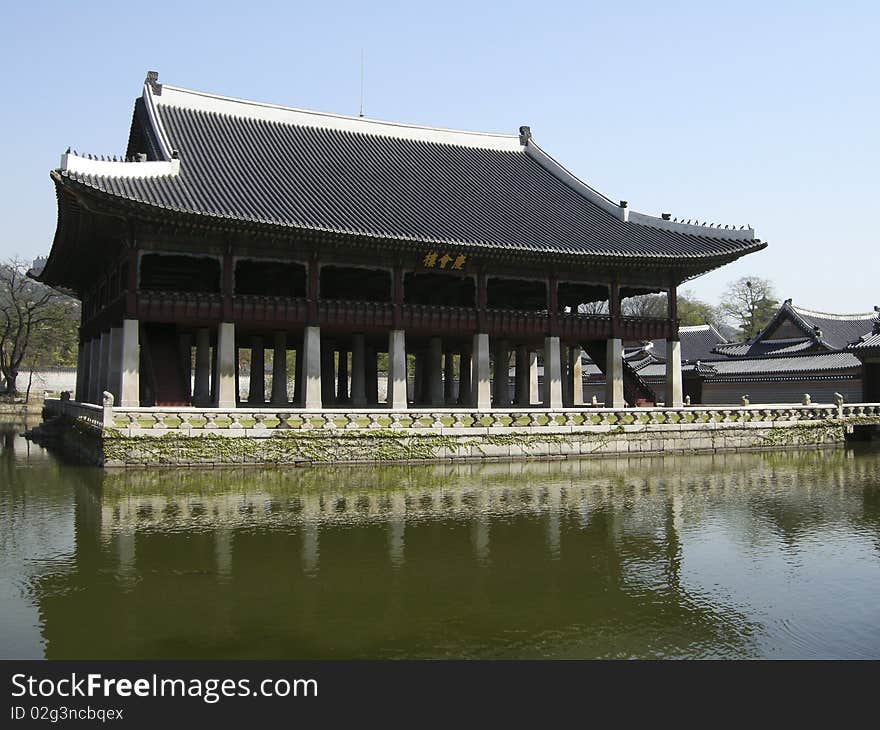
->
[518, 126, 531, 146]
[145, 70, 162, 96]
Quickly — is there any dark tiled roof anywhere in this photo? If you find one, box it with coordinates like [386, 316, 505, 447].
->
[54, 77, 766, 265]
[625, 325, 727, 363]
[699, 352, 861, 377]
[714, 338, 817, 358]
[790, 304, 878, 350]
[714, 301, 878, 358]
[850, 331, 880, 351]
[678, 324, 728, 362]
[600, 352, 861, 382]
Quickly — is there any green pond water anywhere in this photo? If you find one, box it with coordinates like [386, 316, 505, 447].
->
[2, 419, 880, 659]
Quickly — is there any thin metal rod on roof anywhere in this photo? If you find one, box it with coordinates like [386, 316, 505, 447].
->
[359, 48, 365, 118]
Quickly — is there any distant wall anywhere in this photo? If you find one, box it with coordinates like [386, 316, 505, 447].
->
[701, 379, 862, 405]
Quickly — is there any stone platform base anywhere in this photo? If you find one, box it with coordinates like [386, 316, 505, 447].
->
[33, 401, 875, 467]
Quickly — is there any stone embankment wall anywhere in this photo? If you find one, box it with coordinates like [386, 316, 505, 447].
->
[39, 400, 880, 468]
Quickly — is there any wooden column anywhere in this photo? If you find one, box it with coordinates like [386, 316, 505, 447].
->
[492, 339, 510, 407]
[337, 349, 349, 403]
[548, 274, 559, 335]
[365, 345, 379, 404]
[515, 344, 529, 406]
[249, 336, 265, 405]
[307, 252, 320, 325]
[222, 249, 233, 321]
[392, 265, 404, 329]
[125, 245, 138, 317]
[351, 335, 367, 406]
[458, 346, 472, 405]
[610, 280, 621, 338]
[477, 270, 487, 332]
[193, 327, 211, 406]
[271, 331, 288, 405]
[444, 350, 456, 405]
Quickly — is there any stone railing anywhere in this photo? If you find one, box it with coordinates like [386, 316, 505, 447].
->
[43, 398, 106, 431]
[39, 401, 880, 437]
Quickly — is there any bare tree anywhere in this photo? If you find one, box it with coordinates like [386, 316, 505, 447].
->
[577, 300, 609, 315]
[718, 276, 779, 340]
[0, 258, 67, 398]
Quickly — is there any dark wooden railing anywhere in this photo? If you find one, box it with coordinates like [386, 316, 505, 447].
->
[129, 291, 675, 341]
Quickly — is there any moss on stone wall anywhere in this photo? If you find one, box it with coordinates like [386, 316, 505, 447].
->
[77, 416, 858, 467]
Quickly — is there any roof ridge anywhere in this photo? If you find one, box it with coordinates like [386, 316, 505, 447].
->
[152, 79, 524, 152]
[716, 350, 853, 363]
[790, 303, 878, 320]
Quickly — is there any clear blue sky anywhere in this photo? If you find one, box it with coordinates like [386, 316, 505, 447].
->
[2, 1, 877, 313]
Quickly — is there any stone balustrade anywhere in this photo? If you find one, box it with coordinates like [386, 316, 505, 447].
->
[43, 400, 880, 437]
[44, 398, 106, 430]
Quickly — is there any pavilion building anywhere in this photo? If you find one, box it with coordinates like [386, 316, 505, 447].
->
[38, 72, 765, 412]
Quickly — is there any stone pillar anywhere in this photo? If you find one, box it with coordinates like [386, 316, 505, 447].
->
[444, 351, 456, 405]
[387, 329, 408, 409]
[75, 340, 88, 402]
[351, 334, 367, 406]
[365, 346, 379, 404]
[514, 344, 529, 406]
[492, 339, 510, 407]
[97, 331, 111, 400]
[605, 337, 624, 408]
[561, 345, 572, 407]
[108, 326, 123, 404]
[271, 331, 288, 406]
[570, 346, 584, 406]
[179, 333, 193, 401]
[249, 336, 265, 405]
[321, 342, 335, 405]
[337, 349, 349, 403]
[664, 338, 683, 408]
[88, 337, 101, 403]
[428, 336, 444, 407]
[215, 323, 236, 408]
[118, 320, 140, 407]
[413, 351, 425, 406]
[529, 351, 539, 405]
[293, 347, 304, 405]
[300, 326, 322, 408]
[458, 347, 472, 405]
[193, 327, 211, 406]
[543, 336, 563, 409]
[472, 333, 491, 410]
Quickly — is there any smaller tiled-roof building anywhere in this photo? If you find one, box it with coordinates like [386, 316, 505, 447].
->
[693, 300, 877, 404]
[580, 303, 878, 405]
[849, 322, 880, 402]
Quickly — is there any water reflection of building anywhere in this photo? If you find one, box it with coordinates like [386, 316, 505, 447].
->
[26, 449, 880, 659]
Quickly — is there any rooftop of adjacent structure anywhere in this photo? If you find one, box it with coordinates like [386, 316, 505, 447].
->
[713, 300, 880, 358]
[50, 71, 766, 267]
